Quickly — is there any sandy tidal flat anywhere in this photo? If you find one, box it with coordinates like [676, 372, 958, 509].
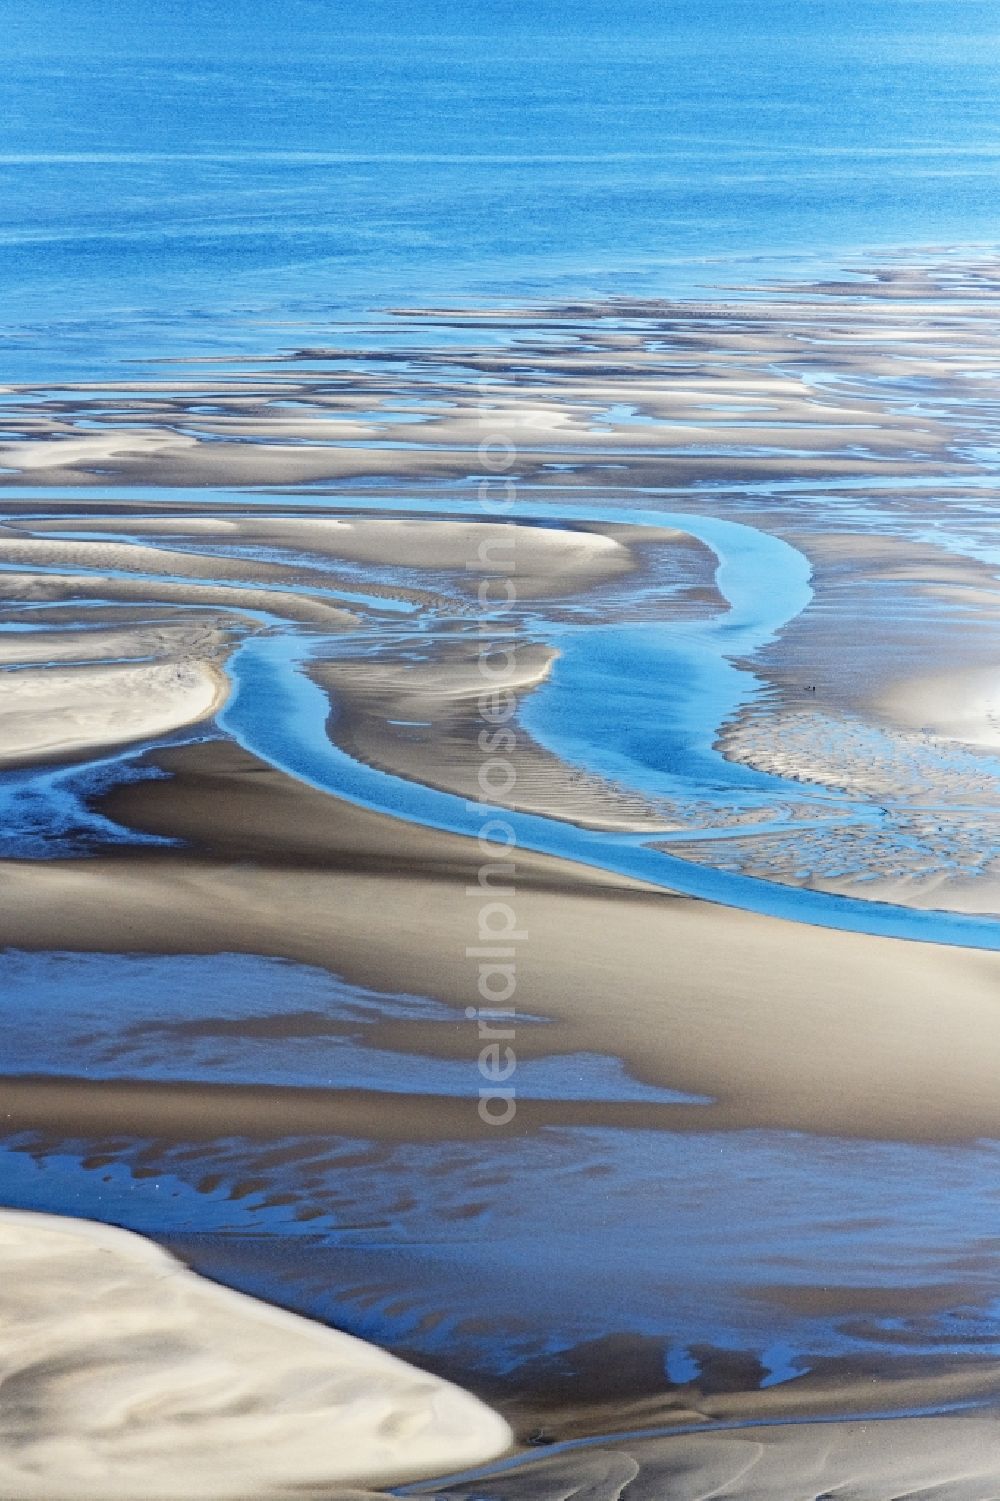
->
[5, 258, 1000, 1498]
[404, 1411, 1000, 1501]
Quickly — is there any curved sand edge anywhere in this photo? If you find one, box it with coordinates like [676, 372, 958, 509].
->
[0, 1209, 512, 1500]
[0, 659, 230, 769]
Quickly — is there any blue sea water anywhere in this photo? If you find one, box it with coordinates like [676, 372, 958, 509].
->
[2, 0, 999, 376]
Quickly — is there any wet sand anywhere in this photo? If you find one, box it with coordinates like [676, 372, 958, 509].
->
[403, 1409, 1000, 1501]
[1, 737, 998, 1143]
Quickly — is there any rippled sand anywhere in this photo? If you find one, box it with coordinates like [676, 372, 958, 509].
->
[4, 256, 1000, 1497]
[405, 1410, 1000, 1501]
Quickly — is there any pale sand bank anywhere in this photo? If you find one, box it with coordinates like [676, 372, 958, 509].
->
[0, 618, 233, 668]
[0, 1210, 511, 1500]
[12, 515, 637, 599]
[311, 646, 679, 831]
[0, 569, 360, 628]
[0, 660, 226, 768]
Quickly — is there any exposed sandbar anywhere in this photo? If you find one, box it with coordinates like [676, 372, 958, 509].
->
[0, 1210, 511, 1500]
[0, 660, 227, 768]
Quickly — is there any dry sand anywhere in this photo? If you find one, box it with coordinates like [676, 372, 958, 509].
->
[0, 660, 227, 767]
[17, 515, 635, 599]
[1, 512, 671, 601]
[0, 1209, 511, 1501]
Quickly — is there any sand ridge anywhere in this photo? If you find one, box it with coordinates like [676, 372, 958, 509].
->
[0, 1210, 511, 1500]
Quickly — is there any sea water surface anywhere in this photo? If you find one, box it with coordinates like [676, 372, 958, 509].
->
[2, 0, 1000, 377]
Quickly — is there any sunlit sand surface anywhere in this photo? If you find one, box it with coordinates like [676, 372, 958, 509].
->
[0, 1210, 511, 1500]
